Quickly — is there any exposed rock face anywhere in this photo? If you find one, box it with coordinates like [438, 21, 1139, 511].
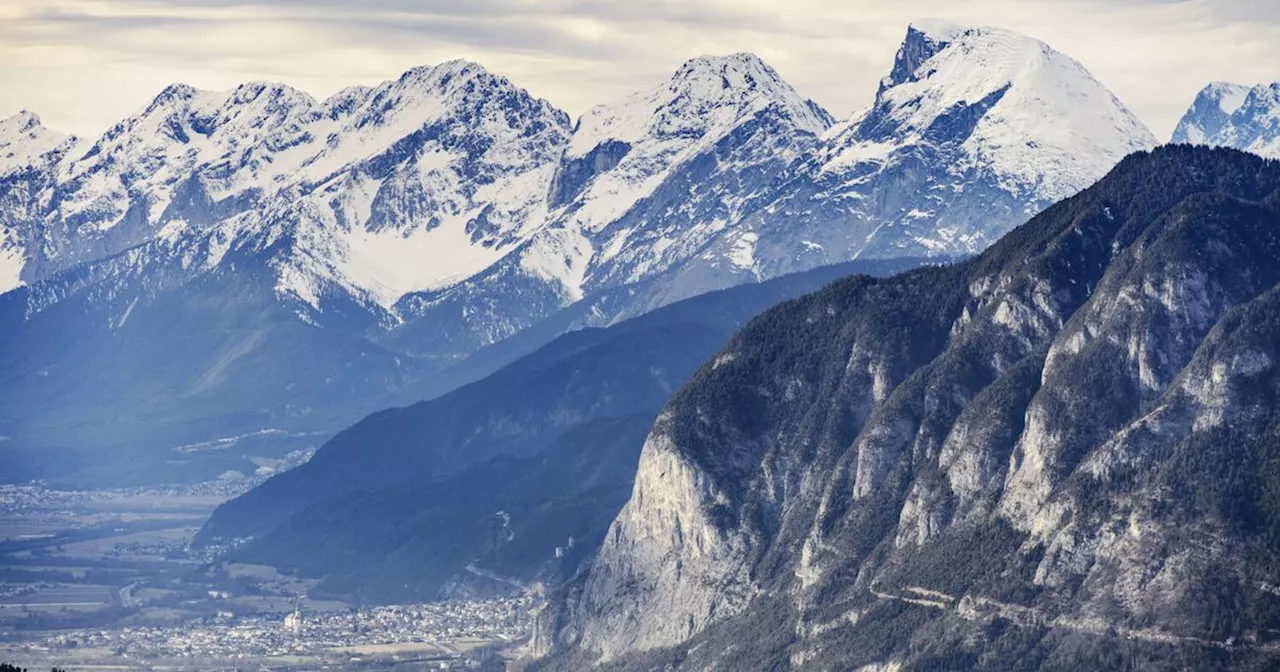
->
[537, 146, 1280, 670]
[566, 426, 759, 659]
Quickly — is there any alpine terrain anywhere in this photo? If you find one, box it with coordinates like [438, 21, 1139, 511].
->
[0, 21, 1153, 484]
[535, 146, 1280, 671]
[1174, 81, 1280, 157]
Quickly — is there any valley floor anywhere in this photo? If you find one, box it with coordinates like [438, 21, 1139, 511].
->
[0, 482, 537, 670]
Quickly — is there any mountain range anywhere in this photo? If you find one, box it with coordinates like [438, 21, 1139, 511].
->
[0, 22, 1156, 478]
[533, 145, 1280, 671]
[6, 15, 1280, 671]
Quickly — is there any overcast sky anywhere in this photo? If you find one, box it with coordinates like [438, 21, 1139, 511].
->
[2, 0, 1278, 139]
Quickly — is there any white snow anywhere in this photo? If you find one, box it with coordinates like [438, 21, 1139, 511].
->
[0, 242, 24, 294]
[729, 231, 759, 270]
[508, 51, 836, 301]
[8, 59, 574, 314]
[1, 30, 1170, 334]
[0, 111, 73, 177]
[821, 25, 1157, 202]
[1174, 81, 1280, 159]
[519, 226, 593, 302]
[335, 212, 510, 307]
[1214, 82, 1252, 115]
[562, 53, 830, 235]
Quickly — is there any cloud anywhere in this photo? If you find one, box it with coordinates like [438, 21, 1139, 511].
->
[1, 0, 1278, 138]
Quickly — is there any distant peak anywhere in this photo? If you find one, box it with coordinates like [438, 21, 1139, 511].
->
[396, 59, 494, 90]
[325, 84, 372, 102]
[671, 52, 781, 85]
[156, 82, 198, 102]
[678, 52, 769, 70]
[434, 58, 490, 75]
[1, 109, 42, 133]
[658, 52, 811, 110]
[322, 85, 373, 118]
[1205, 80, 1249, 90]
[880, 24, 1062, 95]
[1197, 81, 1253, 115]
[143, 83, 201, 116]
[230, 80, 313, 106]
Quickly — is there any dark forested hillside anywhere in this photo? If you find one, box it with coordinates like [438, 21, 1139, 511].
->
[535, 146, 1280, 671]
[196, 258, 923, 602]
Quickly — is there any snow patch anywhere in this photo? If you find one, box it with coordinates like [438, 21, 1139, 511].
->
[729, 232, 759, 270]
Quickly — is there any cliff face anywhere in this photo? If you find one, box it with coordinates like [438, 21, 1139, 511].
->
[538, 146, 1280, 670]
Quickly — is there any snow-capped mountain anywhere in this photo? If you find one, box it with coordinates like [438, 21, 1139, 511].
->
[0, 111, 76, 290]
[0, 60, 575, 462]
[390, 25, 1156, 355]
[385, 52, 836, 355]
[721, 21, 1157, 270]
[1173, 81, 1280, 157]
[1, 60, 571, 300]
[0, 23, 1158, 477]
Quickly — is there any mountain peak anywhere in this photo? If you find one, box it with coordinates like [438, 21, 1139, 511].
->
[907, 18, 968, 42]
[1206, 81, 1252, 114]
[228, 80, 317, 108]
[394, 59, 496, 94]
[321, 85, 373, 119]
[881, 20, 970, 92]
[0, 109, 44, 135]
[672, 52, 774, 80]
[666, 51, 796, 103]
[342, 57, 570, 150]
[144, 83, 201, 114]
[1172, 81, 1252, 145]
[1242, 82, 1280, 108]
[1173, 81, 1280, 157]
[0, 109, 74, 177]
[375, 58, 568, 123]
[567, 52, 830, 158]
[847, 23, 1156, 201]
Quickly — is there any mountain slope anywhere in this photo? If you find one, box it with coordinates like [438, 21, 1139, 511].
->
[1174, 81, 1280, 158]
[0, 111, 76, 291]
[196, 258, 923, 603]
[383, 52, 836, 357]
[0, 62, 577, 467]
[536, 146, 1280, 670]
[387, 23, 1156, 360]
[0, 54, 833, 471]
[4, 62, 572, 303]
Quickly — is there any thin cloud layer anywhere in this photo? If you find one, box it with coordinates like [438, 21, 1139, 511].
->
[2, 0, 1278, 138]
